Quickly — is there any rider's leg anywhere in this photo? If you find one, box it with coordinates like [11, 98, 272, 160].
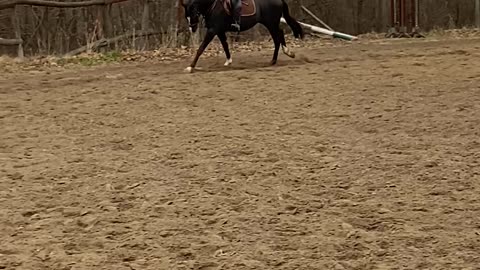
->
[231, 0, 241, 31]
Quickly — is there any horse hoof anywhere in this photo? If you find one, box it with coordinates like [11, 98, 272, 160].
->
[224, 58, 233, 66]
[184, 67, 193, 73]
[270, 60, 277, 66]
[282, 46, 295, 58]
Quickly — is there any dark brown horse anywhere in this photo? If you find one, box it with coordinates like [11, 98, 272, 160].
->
[181, 0, 304, 72]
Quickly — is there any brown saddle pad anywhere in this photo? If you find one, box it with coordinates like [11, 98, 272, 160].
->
[223, 0, 256, 17]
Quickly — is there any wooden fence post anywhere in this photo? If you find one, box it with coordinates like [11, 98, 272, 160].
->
[96, 5, 105, 45]
[140, 0, 150, 50]
[12, 5, 24, 58]
[475, 0, 480, 28]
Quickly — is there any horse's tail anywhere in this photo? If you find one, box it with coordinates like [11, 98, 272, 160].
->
[281, 0, 304, 39]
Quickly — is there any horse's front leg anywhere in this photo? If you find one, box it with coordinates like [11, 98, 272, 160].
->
[217, 32, 232, 66]
[185, 29, 216, 73]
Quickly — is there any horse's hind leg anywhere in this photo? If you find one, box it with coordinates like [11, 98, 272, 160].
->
[278, 28, 295, 58]
[218, 32, 233, 66]
[266, 25, 281, 65]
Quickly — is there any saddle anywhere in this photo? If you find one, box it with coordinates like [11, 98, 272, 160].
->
[222, 0, 256, 17]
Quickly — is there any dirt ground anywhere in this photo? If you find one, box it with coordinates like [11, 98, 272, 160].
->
[1, 35, 480, 270]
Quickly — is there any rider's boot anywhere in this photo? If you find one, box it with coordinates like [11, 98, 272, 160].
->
[231, 0, 241, 32]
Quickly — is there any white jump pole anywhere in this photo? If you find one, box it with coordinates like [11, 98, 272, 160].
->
[280, 17, 358, 41]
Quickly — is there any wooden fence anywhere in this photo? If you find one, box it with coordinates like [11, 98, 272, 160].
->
[1, 0, 480, 58]
[0, 3, 24, 58]
[0, 0, 160, 58]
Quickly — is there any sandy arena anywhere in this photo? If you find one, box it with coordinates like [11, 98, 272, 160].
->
[1, 35, 480, 269]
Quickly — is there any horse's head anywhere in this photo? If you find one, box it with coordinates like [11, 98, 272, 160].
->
[181, 0, 200, 33]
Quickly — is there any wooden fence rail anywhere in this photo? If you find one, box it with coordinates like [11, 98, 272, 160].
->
[0, 0, 137, 59]
[0, 38, 22, 46]
[0, 0, 129, 10]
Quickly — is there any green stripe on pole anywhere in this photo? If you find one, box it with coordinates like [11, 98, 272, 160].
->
[332, 32, 357, 41]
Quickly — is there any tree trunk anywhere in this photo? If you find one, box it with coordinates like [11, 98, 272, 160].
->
[12, 5, 24, 58]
